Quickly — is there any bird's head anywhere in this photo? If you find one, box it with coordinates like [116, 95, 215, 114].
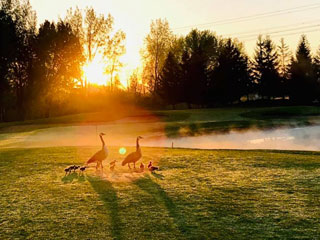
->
[138, 136, 143, 140]
[100, 132, 106, 136]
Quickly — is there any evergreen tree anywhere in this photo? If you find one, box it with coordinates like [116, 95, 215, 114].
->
[278, 38, 291, 79]
[209, 38, 251, 104]
[182, 29, 218, 107]
[313, 46, 320, 98]
[253, 35, 281, 99]
[289, 35, 316, 103]
[158, 51, 182, 108]
[278, 38, 292, 98]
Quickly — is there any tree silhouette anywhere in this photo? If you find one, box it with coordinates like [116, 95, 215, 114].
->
[253, 35, 281, 99]
[10, 0, 36, 120]
[66, 7, 114, 88]
[209, 38, 251, 104]
[313, 46, 320, 98]
[34, 20, 84, 117]
[158, 51, 183, 108]
[104, 30, 126, 91]
[84, 7, 113, 62]
[0, 5, 16, 120]
[182, 29, 218, 107]
[129, 70, 139, 94]
[0, 0, 37, 120]
[278, 38, 291, 79]
[289, 35, 316, 103]
[277, 38, 292, 98]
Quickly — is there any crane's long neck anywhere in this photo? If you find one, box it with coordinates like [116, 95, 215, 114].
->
[136, 138, 140, 152]
[100, 135, 105, 148]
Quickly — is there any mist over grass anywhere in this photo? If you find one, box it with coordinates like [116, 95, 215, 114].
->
[1, 106, 320, 135]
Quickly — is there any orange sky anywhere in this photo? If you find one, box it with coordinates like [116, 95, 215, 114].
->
[29, 0, 320, 82]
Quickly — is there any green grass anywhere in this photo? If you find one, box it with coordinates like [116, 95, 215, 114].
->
[1, 146, 320, 239]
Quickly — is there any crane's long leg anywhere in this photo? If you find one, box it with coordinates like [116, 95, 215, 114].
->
[128, 163, 131, 169]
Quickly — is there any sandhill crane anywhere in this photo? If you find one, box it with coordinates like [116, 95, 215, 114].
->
[86, 133, 108, 169]
[122, 136, 143, 169]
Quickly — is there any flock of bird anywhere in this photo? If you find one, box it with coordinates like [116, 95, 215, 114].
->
[64, 165, 86, 175]
[64, 133, 159, 175]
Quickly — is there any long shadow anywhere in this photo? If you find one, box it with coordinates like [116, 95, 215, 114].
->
[151, 171, 164, 180]
[134, 176, 192, 238]
[61, 172, 80, 183]
[87, 176, 122, 240]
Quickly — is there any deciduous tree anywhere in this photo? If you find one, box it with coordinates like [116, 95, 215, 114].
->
[104, 30, 126, 91]
[141, 19, 173, 94]
[65, 7, 113, 88]
[34, 20, 84, 117]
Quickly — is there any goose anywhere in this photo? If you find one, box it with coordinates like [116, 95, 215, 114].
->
[64, 167, 71, 175]
[80, 166, 87, 173]
[122, 136, 143, 169]
[110, 160, 116, 171]
[148, 161, 159, 172]
[73, 165, 80, 172]
[86, 133, 108, 169]
[140, 162, 145, 171]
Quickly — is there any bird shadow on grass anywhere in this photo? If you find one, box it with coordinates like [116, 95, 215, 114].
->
[134, 176, 191, 238]
[87, 176, 122, 240]
[61, 172, 81, 183]
[151, 171, 164, 180]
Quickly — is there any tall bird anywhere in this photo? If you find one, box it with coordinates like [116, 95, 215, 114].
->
[86, 132, 108, 169]
[122, 136, 143, 169]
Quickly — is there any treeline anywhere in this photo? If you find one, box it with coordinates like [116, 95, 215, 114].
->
[2, 2, 320, 122]
[0, 0, 126, 121]
[140, 19, 320, 108]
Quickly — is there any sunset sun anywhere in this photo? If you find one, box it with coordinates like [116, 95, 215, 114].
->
[82, 57, 106, 86]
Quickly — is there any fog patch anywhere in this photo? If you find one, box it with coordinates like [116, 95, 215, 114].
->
[1, 120, 320, 151]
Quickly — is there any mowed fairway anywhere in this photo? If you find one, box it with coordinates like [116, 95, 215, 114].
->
[1, 147, 320, 239]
